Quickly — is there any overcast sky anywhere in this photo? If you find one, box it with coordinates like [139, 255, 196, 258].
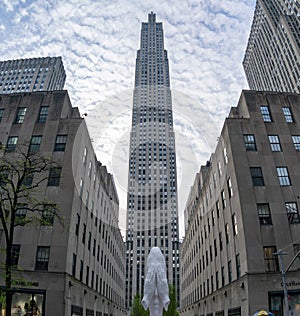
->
[0, 0, 256, 238]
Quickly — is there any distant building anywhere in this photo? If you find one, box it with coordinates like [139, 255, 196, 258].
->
[180, 90, 300, 316]
[125, 12, 180, 308]
[243, 0, 300, 93]
[0, 90, 126, 316]
[0, 57, 66, 94]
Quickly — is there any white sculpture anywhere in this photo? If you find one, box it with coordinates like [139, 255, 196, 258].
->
[142, 247, 170, 316]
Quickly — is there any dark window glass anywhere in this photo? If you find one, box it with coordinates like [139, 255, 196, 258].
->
[250, 167, 264, 186]
[257, 203, 272, 225]
[47, 167, 62, 186]
[263, 246, 279, 272]
[11, 244, 21, 266]
[41, 205, 55, 225]
[35, 246, 50, 270]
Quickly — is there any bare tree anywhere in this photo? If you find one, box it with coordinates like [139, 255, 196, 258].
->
[0, 144, 61, 316]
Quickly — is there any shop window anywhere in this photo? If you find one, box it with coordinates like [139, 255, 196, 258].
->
[12, 292, 44, 316]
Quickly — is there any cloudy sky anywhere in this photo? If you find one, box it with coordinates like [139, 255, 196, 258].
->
[0, 0, 256, 238]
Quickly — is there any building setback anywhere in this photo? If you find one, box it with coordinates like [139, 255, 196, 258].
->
[180, 90, 300, 316]
[0, 57, 66, 94]
[0, 91, 126, 316]
[243, 0, 300, 93]
[125, 12, 180, 308]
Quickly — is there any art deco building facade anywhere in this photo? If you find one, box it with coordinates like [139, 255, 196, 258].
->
[0, 57, 66, 94]
[0, 91, 126, 316]
[243, 0, 300, 93]
[125, 12, 180, 308]
[180, 90, 300, 316]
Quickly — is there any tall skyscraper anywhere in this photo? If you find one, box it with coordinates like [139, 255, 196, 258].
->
[243, 0, 300, 93]
[0, 56, 66, 94]
[125, 12, 180, 308]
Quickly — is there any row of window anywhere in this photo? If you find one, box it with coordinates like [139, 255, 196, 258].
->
[244, 133, 300, 151]
[0, 106, 49, 124]
[5, 134, 67, 153]
[260, 105, 294, 123]
[250, 166, 291, 186]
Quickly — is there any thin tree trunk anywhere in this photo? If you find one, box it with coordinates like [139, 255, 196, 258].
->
[5, 242, 12, 316]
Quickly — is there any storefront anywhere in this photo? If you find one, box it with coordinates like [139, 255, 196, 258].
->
[270, 290, 300, 316]
[1, 288, 45, 316]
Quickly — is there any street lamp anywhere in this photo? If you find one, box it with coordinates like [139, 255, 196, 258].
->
[274, 249, 300, 316]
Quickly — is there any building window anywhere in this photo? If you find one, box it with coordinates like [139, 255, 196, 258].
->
[221, 190, 226, 209]
[83, 147, 87, 164]
[5, 136, 18, 152]
[35, 246, 50, 270]
[228, 261, 232, 283]
[276, 167, 291, 186]
[38, 106, 49, 123]
[244, 134, 257, 151]
[268, 135, 281, 151]
[282, 106, 294, 123]
[263, 246, 279, 272]
[0, 109, 4, 122]
[285, 202, 300, 224]
[72, 254, 77, 276]
[257, 203, 272, 225]
[80, 260, 83, 281]
[250, 167, 265, 186]
[41, 205, 55, 225]
[223, 147, 228, 164]
[232, 214, 238, 235]
[11, 244, 21, 267]
[227, 178, 233, 198]
[236, 254, 241, 278]
[82, 223, 86, 244]
[225, 223, 229, 244]
[22, 174, 33, 187]
[15, 107, 27, 124]
[260, 106, 272, 122]
[54, 135, 67, 152]
[29, 136, 42, 153]
[75, 214, 80, 235]
[292, 135, 300, 151]
[47, 167, 62, 186]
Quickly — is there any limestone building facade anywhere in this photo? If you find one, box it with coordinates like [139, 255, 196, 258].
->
[0, 90, 126, 316]
[180, 90, 300, 316]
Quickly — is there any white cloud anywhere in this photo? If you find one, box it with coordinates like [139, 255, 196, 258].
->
[0, 0, 256, 237]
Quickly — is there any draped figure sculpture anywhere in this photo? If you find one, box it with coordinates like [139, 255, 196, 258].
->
[142, 247, 170, 316]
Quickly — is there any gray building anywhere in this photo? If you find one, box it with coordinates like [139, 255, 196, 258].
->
[243, 0, 300, 93]
[0, 90, 126, 316]
[180, 90, 300, 316]
[125, 12, 180, 308]
[0, 57, 66, 94]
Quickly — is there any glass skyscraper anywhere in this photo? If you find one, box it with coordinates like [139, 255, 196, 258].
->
[243, 0, 300, 93]
[125, 12, 180, 308]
